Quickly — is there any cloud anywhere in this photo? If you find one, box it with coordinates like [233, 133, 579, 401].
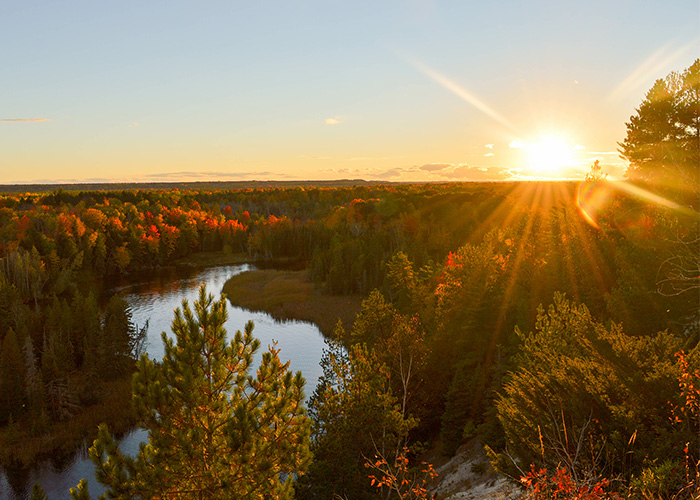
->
[484, 153, 495, 157]
[573, 144, 586, 150]
[441, 165, 512, 180]
[509, 140, 525, 149]
[375, 168, 405, 179]
[128, 122, 139, 128]
[25, 177, 113, 184]
[325, 117, 341, 125]
[301, 154, 394, 162]
[1, 118, 51, 123]
[24, 171, 301, 184]
[419, 162, 516, 181]
[142, 171, 288, 180]
[419, 163, 451, 172]
[349, 156, 393, 161]
[320, 167, 352, 174]
[299, 155, 333, 160]
[484, 144, 494, 149]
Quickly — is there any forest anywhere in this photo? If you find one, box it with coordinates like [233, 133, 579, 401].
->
[0, 61, 698, 499]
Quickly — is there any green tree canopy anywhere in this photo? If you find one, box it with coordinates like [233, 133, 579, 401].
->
[495, 294, 689, 484]
[303, 323, 415, 500]
[0, 328, 26, 424]
[71, 285, 311, 500]
[619, 59, 700, 205]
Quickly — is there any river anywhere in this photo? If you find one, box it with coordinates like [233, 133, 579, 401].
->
[0, 264, 327, 500]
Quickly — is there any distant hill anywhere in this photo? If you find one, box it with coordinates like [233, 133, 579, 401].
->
[0, 179, 393, 193]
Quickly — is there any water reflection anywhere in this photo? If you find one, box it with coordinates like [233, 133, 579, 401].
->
[1, 264, 326, 500]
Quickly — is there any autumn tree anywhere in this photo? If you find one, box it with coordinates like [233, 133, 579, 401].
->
[365, 447, 437, 500]
[70, 285, 311, 500]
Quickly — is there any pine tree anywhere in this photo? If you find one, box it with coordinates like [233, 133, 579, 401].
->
[385, 251, 416, 313]
[0, 328, 27, 424]
[29, 482, 48, 500]
[304, 322, 415, 500]
[22, 335, 44, 417]
[75, 292, 103, 375]
[495, 294, 686, 484]
[70, 285, 311, 500]
[619, 59, 699, 204]
[350, 289, 394, 345]
[102, 295, 135, 360]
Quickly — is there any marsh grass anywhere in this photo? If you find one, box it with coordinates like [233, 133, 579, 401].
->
[172, 251, 249, 268]
[222, 269, 362, 336]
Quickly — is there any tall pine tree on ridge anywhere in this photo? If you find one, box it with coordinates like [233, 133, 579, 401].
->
[70, 285, 311, 500]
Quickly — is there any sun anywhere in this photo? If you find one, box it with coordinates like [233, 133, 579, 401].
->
[525, 135, 575, 175]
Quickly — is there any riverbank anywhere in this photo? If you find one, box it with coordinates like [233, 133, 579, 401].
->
[0, 377, 133, 467]
[222, 269, 362, 336]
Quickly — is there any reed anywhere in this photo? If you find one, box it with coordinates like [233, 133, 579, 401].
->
[222, 269, 362, 336]
[173, 251, 249, 268]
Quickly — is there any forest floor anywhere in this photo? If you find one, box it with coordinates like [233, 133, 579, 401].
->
[221, 269, 363, 337]
[428, 441, 522, 500]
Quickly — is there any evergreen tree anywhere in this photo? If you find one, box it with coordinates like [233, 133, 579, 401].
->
[75, 292, 103, 375]
[101, 294, 147, 376]
[619, 59, 699, 205]
[22, 334, 44, 418]
[303, 323, 415, 500]
[495, 294, 686, 483]
[102, 294, 135, 360]
[0, 328, 27, 424]
[385, 251, 416, 313]
[350, 289, 395, 345]
[70, 285, 311, 500]
[29, 482, 48, 500]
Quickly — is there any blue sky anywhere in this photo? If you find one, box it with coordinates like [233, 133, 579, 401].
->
[1, 1, 698, 183]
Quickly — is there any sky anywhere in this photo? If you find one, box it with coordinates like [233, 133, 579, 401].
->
[1, 1, 698, 184]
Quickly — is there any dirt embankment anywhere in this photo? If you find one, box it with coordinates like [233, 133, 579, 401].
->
[428, 441, 522, 500]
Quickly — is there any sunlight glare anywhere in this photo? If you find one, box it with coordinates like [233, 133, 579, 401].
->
[576, 178, 697, 231]
[526, 135, 574, 174]
[400, 54, 520, 134]
[576, 179, 612, 230]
